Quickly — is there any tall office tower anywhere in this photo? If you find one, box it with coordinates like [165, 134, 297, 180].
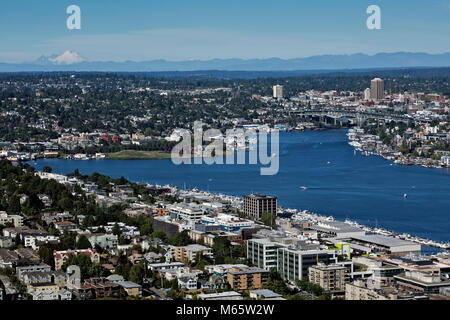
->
[243, 194, 277, 219]
[370, 78, 384, 101]
[273, 85, 283, 99]
[364, 88, 371, 101]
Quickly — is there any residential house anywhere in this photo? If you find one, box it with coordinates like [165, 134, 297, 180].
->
[106, 274, 124, 283]
[54, 249, 100, 270]
[16, 264, 52, 281]
[42, 212, 74, 225]
[178, 276, 198, 291]
[28, 283, 72, 300]
[147, 262, 186, 273]
[75, 278, 121, 300]
[22, 271, 66, 288]
[117, 281, 142, 297]
[3, 227, 49, 246]
[133, 236, 163, 252]
[15, 248, 41, 264]
[37, 194, 52, 207]
[54, 221, 78, 233]
[0, 275, 19, 300]
[205, 264, 249, 277]
[144, 252, 162, 263]
[85, 233, 118, 250]
[0, 249, 19, 268]
[174, 244, 213, 263]
[128, 252, 144, 265]
[0, 237, 12, 249]
[31, 288, 72, 300]
[207, 274, 226, 291]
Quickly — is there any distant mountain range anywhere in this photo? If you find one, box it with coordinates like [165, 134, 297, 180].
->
[1, 51, 450, 72]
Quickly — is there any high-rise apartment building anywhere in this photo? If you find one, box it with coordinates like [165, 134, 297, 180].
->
[243, 194, 277, 219]
[273, 85, 283, 99]
[364, 88, 371, 101]
[370, 78, 384, 101]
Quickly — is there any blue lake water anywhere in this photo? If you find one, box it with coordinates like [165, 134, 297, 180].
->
[32, 130, 450, 243]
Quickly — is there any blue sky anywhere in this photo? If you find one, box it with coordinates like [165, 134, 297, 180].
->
[1, 0, 449, 62]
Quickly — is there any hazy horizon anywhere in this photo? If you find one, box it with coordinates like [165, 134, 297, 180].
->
[7, 50, 450, 65]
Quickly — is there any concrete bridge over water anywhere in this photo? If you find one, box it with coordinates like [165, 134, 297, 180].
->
[288, 108, 429, 126]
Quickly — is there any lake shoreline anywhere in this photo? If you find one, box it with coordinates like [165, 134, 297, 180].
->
[28, 130, 450, 243]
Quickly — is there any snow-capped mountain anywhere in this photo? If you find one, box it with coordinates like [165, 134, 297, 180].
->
[34, 51, 84, 65]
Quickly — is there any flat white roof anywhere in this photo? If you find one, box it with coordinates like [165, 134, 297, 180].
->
[198, 291, 241, 299]
[349, 234, 420, 248]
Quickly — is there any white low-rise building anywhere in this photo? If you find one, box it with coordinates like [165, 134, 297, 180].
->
[0, 212, 23, 228]
[201, 213, 254, 232]
[24, 234, 59, 250]
[36, 172, 69, 184]
[178, 275, 198, 290]
[197, 291, 243, 300]
[168, 203, 205, 221]
[441, 156, 450, 166]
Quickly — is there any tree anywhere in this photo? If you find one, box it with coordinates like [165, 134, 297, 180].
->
[7, 196, 21, 214]
[88, 264, 110, 278]
[112, 223, 122, 236]
[115, 262, 131, 280]
[151, 230, 168, 242]
[296, 279, 323, 296]
[57, 197, 73, 211]
[76, 235, 92, 249]
[59, 231, 76, 250]
[118, 235, 127, 245]
[166, 288, 183, 300]
[38, 245, 55, 268]
[261, 211, 277, 228]
[264, 269, 288, 295]
[42, 166, 52, 173]
[168, 230, 192, 246]
[131, 244, 142, 253]
[129, 263, 145, 284]
[62, 254, 93, 280]
[192, 252, 210, 270]
[287, 293, 306, 300]
[140, 220, 153, 236]
[14, 234, 21, 246]
[212, 237, 245, 264]
[73, 168, 81, 178]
